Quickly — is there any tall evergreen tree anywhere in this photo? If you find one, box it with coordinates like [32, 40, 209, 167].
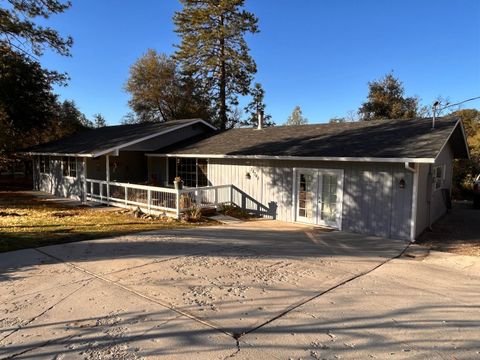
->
[173, 0, 259, 129]
[0, 0, 73, 57]
[358, 72, 418, 120]
[93, 113, 107, 128]
[285, 106, 308, 126]
[242, 82, 274, 127]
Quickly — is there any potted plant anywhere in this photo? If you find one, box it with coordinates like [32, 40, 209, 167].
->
[174, 176, 183, 190]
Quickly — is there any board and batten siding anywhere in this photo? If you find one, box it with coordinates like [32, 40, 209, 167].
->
[208, 158, 413, 240]
[415, 142, 454, 237]
[34, 156, 85, 200]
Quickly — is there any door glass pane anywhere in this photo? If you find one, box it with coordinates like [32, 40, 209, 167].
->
[298, 173, 314, 220]
[321, 174, 337, 222]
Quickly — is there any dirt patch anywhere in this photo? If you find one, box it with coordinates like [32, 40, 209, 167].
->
[51, 211, 78, 218]
[417, 205, 480, 256]
[0, 211, 22, 217]
[217, 204, 256, 220]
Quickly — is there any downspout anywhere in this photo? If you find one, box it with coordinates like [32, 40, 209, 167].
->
[406, 162, 418, 242]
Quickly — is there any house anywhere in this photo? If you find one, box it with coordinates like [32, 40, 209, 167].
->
[24, 117, 469, 242]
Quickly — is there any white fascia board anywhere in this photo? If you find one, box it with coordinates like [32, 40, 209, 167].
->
[145, 153, 435, 164]
[24, 152, 93, 157]
[458, 119, 471, 160]
[93, 119, 216, 158]
[434, 120, 470, 163]
[410, 163, 419, 242]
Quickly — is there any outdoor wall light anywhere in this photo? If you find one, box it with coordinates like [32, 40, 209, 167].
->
[399, 179, 406, 189]
[245, 172, 251, 180]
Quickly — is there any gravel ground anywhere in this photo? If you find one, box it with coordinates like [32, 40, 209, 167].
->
[1, 220, 479, 359]
[418, 204, 480, 256]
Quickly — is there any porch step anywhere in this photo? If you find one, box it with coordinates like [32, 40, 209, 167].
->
[208, 214, 244, 224]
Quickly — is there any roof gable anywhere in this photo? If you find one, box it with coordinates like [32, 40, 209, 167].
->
[24, 119, 216, 157]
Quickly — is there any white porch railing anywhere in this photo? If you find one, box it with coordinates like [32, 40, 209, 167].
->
[85, 179, 233, 218]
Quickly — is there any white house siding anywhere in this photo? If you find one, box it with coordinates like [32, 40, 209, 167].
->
[208, 159, 413, 240]
[34, 156, 85, 200]
[415, 142, 454, 237]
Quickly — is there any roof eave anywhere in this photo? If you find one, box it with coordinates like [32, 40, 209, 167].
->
[433, 119, 471, 162]
[145, 153, 435, 164]
[23, 152, 93, 157]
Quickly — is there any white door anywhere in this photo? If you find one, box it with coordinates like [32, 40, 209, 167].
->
[296, 170, 317, 224]
[295, 169, 344, 229]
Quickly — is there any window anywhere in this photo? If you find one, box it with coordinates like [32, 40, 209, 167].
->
[62, 157, 77, 178]
[433, 165, 445, 190]
[62, 157, 69, 176]
[69, 157, 77, 177]
[39, 156, 50, 174]
[170, 157, 209, 188]
[197, 159, 208, 187]
[178, 158, 197, 187]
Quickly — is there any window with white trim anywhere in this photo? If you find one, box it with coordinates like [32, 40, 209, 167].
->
[433, 165, 445, 190]
[168, 157, 209, 188]
[62, 157, 78, 178]
[178, 158, 197, 187]
[39, 156, 50, 174]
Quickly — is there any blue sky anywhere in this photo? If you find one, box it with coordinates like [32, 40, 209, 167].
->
[40, 0, 480, 125]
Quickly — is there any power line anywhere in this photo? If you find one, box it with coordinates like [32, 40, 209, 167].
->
[439, 96, 480, 111]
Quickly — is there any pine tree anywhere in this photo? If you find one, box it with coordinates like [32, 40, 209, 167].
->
[286, 106, 308, 126]
[93, 113, 107, 128]
[0, 0, 73, 57]
[242, 83, 274, 127]
[173, 0, 259, 129]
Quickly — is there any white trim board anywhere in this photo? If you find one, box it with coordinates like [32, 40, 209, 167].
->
[410, 163, 419, 242]
[24, 152, 93, 157]
[434, 120, 470, 162]
[146, 153, 436, 164]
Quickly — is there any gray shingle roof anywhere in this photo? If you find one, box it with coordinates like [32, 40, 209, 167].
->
[25, 119, 211, 156]
[158, 117, 468, 160]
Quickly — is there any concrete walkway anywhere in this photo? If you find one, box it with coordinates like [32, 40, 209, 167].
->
[0, 221, 479, 359]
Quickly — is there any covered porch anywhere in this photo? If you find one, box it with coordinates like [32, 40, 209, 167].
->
[85, 177, 234, 218]
[84, 151, 235, 218]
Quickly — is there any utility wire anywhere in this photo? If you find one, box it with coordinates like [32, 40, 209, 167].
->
[439, 96, 480, 111]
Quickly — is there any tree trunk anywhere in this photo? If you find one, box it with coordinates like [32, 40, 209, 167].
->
[219, 15, 227, 130]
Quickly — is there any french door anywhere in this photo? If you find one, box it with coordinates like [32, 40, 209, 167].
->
[296, 169, 344, 229]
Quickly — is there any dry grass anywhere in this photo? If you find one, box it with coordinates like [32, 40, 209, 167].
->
[0, 191, 204, 253]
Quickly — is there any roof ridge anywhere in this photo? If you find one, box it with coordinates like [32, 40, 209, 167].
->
[233, 116, 458, 131]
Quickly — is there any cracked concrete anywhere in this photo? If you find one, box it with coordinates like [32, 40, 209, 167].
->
[1, 220, 479, 359]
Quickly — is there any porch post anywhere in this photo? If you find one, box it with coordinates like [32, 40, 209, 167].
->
[82, 157, 87, 203]
[32, 157, 37, 191]
[106, 154, 110, 205]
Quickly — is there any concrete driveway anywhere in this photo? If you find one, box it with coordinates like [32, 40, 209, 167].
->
[0, 220, 479, 359]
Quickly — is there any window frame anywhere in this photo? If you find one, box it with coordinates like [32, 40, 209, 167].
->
[39, 156, 50, 174]
[62, 156, 78, 178]
[433, 165, 446, 191]
[168, 157, 209, 188]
